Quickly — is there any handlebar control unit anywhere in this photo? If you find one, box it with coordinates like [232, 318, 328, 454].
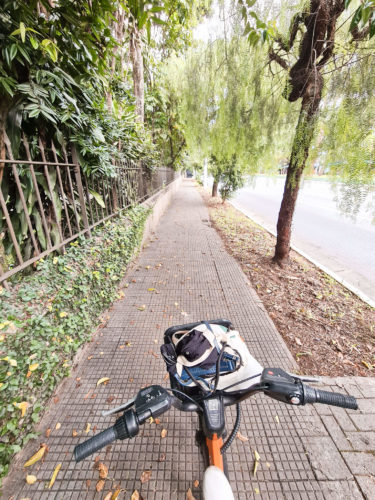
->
[74, 385, 171, 462]
[261, 368, 358, 410]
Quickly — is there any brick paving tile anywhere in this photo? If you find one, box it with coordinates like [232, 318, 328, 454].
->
[2, 181, 374, 499]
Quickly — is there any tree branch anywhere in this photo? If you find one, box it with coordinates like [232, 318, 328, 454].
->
[269, 48, 289, 70]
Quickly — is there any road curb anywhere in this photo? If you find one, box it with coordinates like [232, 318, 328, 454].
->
[229, 199, 375, 310]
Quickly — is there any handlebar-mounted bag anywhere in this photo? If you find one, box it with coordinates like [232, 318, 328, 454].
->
[161, 322, 262, 394]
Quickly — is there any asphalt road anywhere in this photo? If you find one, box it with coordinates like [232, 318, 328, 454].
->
[230, 175, 375, 304]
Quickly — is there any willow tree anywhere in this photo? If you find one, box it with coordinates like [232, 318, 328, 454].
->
[169, 21, 297, 195]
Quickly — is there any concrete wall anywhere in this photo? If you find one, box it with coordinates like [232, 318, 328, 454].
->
[141, 175, 182, 247]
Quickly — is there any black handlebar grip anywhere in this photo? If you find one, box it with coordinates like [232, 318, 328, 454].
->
[74, 427, 117, 462]
[303, 385, 358, 410]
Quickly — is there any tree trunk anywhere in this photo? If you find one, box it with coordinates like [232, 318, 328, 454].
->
[129, 26, 144, 123]
[212, 180, 218, 197]
[273, 97, 320, 266]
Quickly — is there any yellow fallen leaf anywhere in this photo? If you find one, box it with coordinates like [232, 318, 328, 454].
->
[46, 428, 51, 437]
[14, 401, 28, 417]
[29, 363, 39, 372]
[147, 288, 155, 292]
[1, 357, 18, 367]
[26, 474, 37, 484]
[72, 430, 78, 437]
[253, 460, 259, 477]
[161, 428, 167, 438]
[112, 488, 121, 499]
[254, 487, 260, 494]
[59, 312, 68, 318]
[148, 416, 155, 424]
[97, 377, 110, 387]
[131, 491, 139, 500]
[137, 305, 146, 311]
[48, 464, 61, 489]
[55, 422, 61, 430]
[103, 492, 112, 500]
[275, 415, 280, 424]
[24, 445, 47, 467]
[362, 360, 373, 370]
[85, 423, 91, 434]
[253, 449, 261, 477]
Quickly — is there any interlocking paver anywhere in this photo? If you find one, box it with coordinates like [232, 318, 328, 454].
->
[2, 180, 374, 499]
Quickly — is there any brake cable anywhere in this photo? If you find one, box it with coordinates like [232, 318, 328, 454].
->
[221, 403, 241, 454]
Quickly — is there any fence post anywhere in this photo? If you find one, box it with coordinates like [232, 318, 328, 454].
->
[71, 147, 91, 238]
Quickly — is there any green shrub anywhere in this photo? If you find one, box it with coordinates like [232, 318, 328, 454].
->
[0, 205, 150, 484]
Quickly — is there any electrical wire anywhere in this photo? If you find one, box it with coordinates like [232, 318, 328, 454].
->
[221, 403, 241, 454]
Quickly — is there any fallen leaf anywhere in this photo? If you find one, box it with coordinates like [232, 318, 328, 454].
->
[253, 449, 261, 477]
[55, 422, 61, 430]
[158, 453, 166, 462]
[84, 390, 92, 399]
[86, 479, 91, 489]
[13, 401, 28, 417]
[275, 415, 280, 424]
[147, 288, 155, 292]
[48, 463, 61, 489]
[103, 492, 112, 500]
[24, 444, 47, 467]
[155, 418, 161, 425]
[97, 377, 110, 387]
[254, 487, 260, 494]
[362, 360, 373, 370]
[85, 423, 91, 434]
[112, 489, 122, 499]
[98, 462, 108, 479]
[45, 428, 51, 438]
[236, 431, 248, 442]
[88, 355, 93, 360]
[295, 337, 302, 346]
[26, 474, 37, 484]
[59, 312, 68, 318]
[266, 462, 271, 468]
[72, 430, 78, 437]
[137, 305, 146, 311]
[107, 396, 115, 403]
[119, 345, 125, 349]
[96, 480, 105, 492]
[193, 479, 199, 488]
[187, 488, 196, 500]
[148, 417, 155, 424]
[131, 491, 139, 500]
[140, 470, 151, 483]
[149, 350, 158, 359]
[161, 428, 167, 438]
[29, 363, 39, 372]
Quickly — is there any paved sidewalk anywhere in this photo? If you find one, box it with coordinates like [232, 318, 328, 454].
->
[3, 180, 375, 499]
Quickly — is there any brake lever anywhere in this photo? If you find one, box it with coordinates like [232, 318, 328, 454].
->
[287, 372, 322, 384]
[101, 397, 135, 417]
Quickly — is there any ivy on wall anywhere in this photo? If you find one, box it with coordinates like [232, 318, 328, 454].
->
[0, 205, 150, 483]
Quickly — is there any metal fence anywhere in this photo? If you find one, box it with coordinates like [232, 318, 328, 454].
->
[0, 133, 177, 285]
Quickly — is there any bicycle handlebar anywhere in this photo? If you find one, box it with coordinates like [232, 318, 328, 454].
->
[73, 369, 358, 462]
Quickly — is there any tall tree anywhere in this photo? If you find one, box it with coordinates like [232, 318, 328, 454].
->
[244, 0, 375, 266]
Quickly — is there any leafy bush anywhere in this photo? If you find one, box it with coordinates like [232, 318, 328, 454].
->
[0, 205, 150, 484]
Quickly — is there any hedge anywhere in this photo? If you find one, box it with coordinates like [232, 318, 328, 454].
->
[0, 205, 150, 484]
